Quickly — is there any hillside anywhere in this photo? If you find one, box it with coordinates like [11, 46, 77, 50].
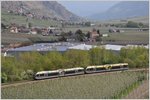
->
[89, 1, 149, 20]
[1, 1, 81, 21]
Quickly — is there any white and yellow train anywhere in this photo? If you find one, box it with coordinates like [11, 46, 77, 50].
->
[34, 63, 128, 80]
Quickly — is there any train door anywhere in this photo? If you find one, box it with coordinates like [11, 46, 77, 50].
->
[59, 69, 65, 77]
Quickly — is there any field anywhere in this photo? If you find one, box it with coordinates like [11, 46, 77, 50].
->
[102, 31, 149, 41]
[95, 16, 149, 24]
[1, 71, 148, 99]
[1, 31, 59, 45]
[63, 27, 149, 45]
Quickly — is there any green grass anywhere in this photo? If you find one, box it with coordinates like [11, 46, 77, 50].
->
[95, 16, 149, 24]
[1, 71, 147, 99]
[1, 30, 59, 44]
[102, 31, 149, 42]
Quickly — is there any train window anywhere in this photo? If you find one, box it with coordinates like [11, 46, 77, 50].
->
[48, 72, 59, 76]
[96, 67, 106, 71]
[87, 68, 95, 71]
[65, 70, 75, 74]
[123, 65, 128, 68]
[78, 69, 84, 72]
[111, 66, 121, 69]
[40, 74, 44, 77]
[36, 74, 40, 77]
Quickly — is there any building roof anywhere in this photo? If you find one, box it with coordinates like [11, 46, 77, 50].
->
[68, 44, 97, 50]
[104, 44, 125, 51]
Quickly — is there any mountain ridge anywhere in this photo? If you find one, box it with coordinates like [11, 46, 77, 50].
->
[88, 1, 149, 20]
[1, 1, 82, 21]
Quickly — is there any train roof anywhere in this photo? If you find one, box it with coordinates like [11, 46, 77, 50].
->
[36, 67, 84, 74]
[36, 70, 60, 74]
[63, 67, 84, 71]
[86, 65, 104, 69]
[111, 63, 128, 66]
[87, 63, 128, 68]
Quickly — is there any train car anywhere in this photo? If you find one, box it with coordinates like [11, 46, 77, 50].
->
[34, 70, 60, 80]
[85, 63, 129, 74]
[63, 67, 85, 76]
[111, 63, 128, 71]
[34, 67, 85, 80]
[85, 65, 105, 74]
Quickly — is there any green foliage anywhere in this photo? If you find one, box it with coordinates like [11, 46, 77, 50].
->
[126, 21, 147, 28]
[126, 21, 139, 28]
[65, 50, 90, 68]
[1, 72, 8, 83]
[1, 46, 149, 83]
[89, 47, 104, 65]
[75, 29, 86, 41]
[28, 22, 32, 28]
[84, 22, 91, 26]
[120, 46, 149, 68]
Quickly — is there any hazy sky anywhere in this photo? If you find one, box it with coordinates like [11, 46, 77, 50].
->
[58, 1, 120, 17]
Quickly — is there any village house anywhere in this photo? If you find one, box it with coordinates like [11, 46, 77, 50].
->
[30, 28, 38, 35]
[102, 34, 109, 37]
[10, 26, 18, 33]
[89, 28, 99, 42]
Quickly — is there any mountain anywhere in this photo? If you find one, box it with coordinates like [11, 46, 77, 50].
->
[88, 1, 149, 20]
[1, 1, 82, 21]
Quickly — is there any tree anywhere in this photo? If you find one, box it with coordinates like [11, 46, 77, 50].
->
[120, 46, 149, 68]
[103, 50, 119, 64]
[28, 22, 32, 28]
[138, 22, 144, 28]
[75, 29, 86, 42]
[89, 47, 105, 65]
[126, 21, 139, 28]
[84, 22, 91, 26]
[1, 72, 8, 83]
[86, 31, 91, 39]
[64, 50, 90, 68]
[1, 23, 6, 29]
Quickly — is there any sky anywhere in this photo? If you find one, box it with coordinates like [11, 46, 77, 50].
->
[58, 1, 120, 17]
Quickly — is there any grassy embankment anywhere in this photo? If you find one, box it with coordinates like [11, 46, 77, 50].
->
[2, 71, 148, 99]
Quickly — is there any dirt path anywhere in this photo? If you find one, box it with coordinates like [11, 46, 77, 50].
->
[124, 80, 149, 99]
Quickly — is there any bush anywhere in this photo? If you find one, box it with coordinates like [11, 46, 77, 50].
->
[1, 72, 8, 83]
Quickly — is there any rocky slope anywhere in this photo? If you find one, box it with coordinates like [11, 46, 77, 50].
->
[1, 1, 81, 21]
[89, 1, 149, 20]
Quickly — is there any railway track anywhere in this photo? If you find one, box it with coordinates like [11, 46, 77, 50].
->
[1, 68, 148, 88]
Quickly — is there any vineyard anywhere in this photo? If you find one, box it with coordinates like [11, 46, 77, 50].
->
[1, 71, 148, 99]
